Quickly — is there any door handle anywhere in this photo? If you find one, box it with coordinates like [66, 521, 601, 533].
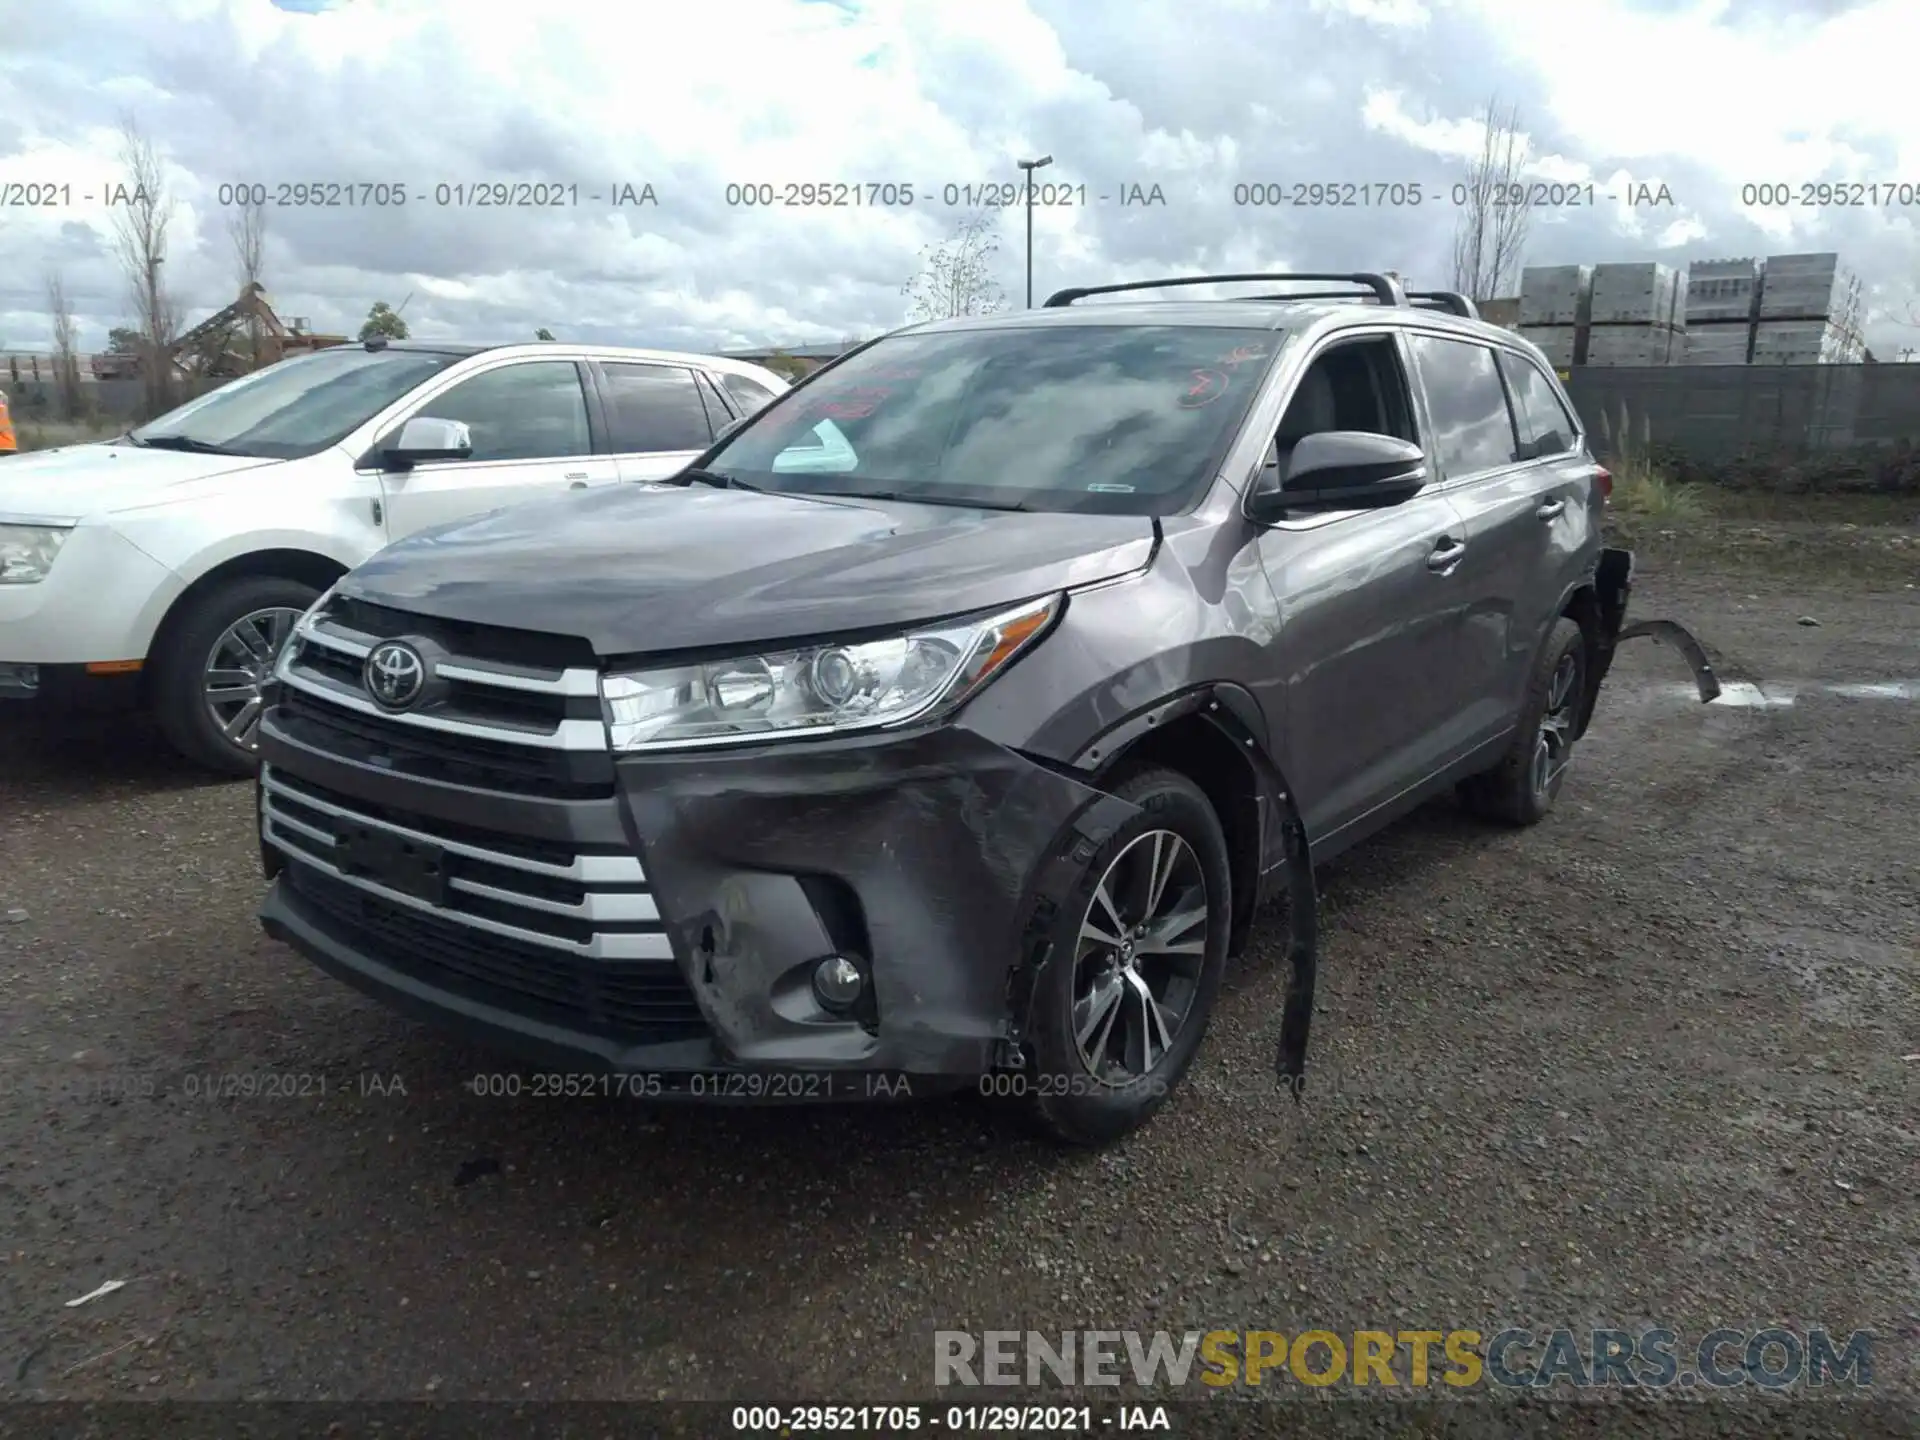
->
[1426, 536, 1466, 573]
[1535, 498, 1565, 520]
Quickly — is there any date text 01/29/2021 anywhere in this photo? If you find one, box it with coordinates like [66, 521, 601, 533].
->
[729, 1404, 1170, 1433]
[456, 1070, 1174, 1102]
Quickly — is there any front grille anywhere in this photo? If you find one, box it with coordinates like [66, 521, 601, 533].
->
[271, 595, 614, 799]
[263, 766, 706, 1044]
[273, 690, 615, 798]
[260, 766, 665, 955]
[284, 864, 706, 1042]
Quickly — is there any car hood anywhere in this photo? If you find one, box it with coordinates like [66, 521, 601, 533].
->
[0, 443, 282, 522]
[338, 483, 1157, 656]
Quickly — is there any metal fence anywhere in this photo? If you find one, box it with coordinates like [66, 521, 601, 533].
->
[1563, 363, 1920, 465]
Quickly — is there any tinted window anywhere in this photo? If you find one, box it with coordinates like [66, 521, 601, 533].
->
[414, 361, 591, 462]
[1499, 351, 1579, 457]
[722, 372, 778, 414]
[601, 363, 714, 451]
[1408, 334, 1519, 477]
[131, 348, 460, 460]
[705, 325, 1281, 516]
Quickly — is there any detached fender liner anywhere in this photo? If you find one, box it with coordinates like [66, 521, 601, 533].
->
[1581, 547, 1721, 735]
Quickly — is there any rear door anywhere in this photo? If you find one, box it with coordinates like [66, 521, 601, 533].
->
[370, 358, 617, 539]
[1499, 349, 1603, 682]
[590, 360, 723, 482]
[1403, 331, 1551, 750]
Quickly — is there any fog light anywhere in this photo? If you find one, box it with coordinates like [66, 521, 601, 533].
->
[811, 955, 865, 1011]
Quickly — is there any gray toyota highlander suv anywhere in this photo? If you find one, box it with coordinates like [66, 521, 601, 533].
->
[253, 272, 1715, 1145]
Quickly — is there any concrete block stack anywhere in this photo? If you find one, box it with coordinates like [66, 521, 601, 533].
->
[1752, 253, 1865, 364]
[1517, 265, 1591, 368]
[1680, 257, 1758, 365]
[1583, 262, 1683, 366]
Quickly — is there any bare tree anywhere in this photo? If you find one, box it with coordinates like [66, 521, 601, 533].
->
[228, 193, 267, 368]
[46, 272, 85, 421]
[1449, 97, 1531, 302]
[902, 213, 1006, 322]
[111, 116, 181, 417]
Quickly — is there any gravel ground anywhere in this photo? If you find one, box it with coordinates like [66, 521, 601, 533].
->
[1, 558, 1914, 1428]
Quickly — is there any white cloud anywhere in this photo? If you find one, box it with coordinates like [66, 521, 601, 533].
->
[0, 0, 1915, 360]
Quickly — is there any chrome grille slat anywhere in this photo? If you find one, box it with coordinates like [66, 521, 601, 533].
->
[259, 766, 670, 962]
[276, 666, 607, 751]
[261, 770, 639, 882]
[278, 602, 611, 757]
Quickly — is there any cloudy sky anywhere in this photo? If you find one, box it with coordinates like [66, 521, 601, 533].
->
[2, 0, 1917, 358]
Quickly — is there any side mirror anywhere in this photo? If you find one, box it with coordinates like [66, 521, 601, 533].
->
[1249, 431, 1428, 520]
[383, 416, 472, 469]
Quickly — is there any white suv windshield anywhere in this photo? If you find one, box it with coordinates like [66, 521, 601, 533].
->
[129, 348, 461, 460]
[704, 324, 1280, 515]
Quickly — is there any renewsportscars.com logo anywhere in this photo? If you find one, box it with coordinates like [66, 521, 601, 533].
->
[934, 1327, 1875, 1390]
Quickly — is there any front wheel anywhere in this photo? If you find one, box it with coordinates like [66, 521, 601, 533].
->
[151, 575, 320, 776]
[1460, 616, 1587, 827]
[1021, 766, 1232, 1147]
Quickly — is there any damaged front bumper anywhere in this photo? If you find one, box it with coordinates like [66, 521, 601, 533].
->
[257, 714, 1131, 1099]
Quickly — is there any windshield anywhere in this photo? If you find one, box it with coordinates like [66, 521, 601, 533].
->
[129, 348, 461, 460]
[702, 324, 1281, 515]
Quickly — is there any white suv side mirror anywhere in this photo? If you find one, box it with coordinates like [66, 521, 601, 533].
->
[384, 416, 473, 468]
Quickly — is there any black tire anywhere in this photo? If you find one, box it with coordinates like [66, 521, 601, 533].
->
[151, 574, 320, 777]
[1460, 616, 1587, 827]
[1021, 766, 1233, 1147]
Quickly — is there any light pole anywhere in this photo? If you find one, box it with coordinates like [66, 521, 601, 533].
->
[1017, 155, 1053, 307]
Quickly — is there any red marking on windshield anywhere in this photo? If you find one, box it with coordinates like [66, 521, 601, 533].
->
[1177, 369, 1229, 408]
[1216, 345, 1268, 370]
[815, 386, 891, 421]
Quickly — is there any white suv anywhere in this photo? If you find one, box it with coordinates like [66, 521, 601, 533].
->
[0, 340, 788, 773]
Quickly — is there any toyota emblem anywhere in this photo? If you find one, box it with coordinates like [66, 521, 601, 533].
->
[363, 641, 428, 710]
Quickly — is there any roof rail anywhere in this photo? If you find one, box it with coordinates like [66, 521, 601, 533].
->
[1405, 291, 1479, 319]
[1042, 272, 1408, 309]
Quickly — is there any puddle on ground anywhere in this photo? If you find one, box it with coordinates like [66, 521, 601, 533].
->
[1629, 680, 1920, 708]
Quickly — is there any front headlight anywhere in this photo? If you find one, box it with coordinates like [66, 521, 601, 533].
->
[603, 593, 1060, 752]
[0, 525, 73, 585]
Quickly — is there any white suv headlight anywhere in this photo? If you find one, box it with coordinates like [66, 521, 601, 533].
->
[602, 593, 1060, 753]
[0, 525, 73, 585]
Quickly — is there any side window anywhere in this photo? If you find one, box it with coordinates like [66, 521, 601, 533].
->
[1407, 334, 1521, 478]
[414, 361, 591, 462]
[1268, 335, 1415, 485]
[1498, 351, 1579, 459]
[722, 372, 779, 415]
[599, 363, 714, 452]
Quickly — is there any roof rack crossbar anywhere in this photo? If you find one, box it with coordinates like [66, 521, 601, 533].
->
[1405, 291, 1479, 319]
[1042, 272, 1408, 309]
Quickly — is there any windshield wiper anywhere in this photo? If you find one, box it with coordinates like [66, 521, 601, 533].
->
[133, 435, 241, 455]
[673, 467, 769, 494]
[811, 487, 1036, 512]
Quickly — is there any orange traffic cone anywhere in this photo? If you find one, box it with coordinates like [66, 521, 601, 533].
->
[0, 389, 16, 453]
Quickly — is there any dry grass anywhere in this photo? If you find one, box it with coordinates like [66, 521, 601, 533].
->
[12, 418, 126, 452]
[1595, 399, 1707, 520]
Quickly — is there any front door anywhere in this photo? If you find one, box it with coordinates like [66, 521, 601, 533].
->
[373, 359, 618, 539]
[1253, 332, 1472, 845]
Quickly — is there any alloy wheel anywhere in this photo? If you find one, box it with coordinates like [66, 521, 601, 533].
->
[1070, 829, 1211, 1085]
[203, 606, 303, 752]
[1531, 652, 1581, 801]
